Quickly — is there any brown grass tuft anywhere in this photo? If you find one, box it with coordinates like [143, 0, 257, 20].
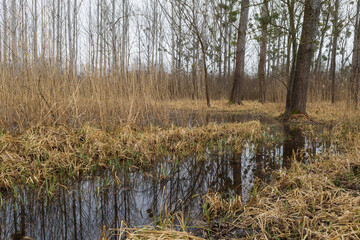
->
[202, 120, 360, 239]
[0, 121, 263, 191]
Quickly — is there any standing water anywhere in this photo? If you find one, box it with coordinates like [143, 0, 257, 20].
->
[0, 115, 335, 240]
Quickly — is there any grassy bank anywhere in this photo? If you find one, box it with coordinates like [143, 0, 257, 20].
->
[0, 121, 264, 192]
[104, 118, 360, 239]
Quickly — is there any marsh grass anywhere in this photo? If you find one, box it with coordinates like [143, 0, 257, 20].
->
[0, 121, 263, 193]
[109, 119, 360, 239]
[200, 120, 360, 239]
[0, 66, 356, 134]
[101, 187, 204, 240]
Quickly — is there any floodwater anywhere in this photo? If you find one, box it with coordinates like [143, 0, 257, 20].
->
[0, 118, 336, 240]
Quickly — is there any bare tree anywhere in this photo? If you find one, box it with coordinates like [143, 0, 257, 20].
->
[351, 0, 360, 109]
[330, 0, 341, 104]
[285, 0, 322, 117]
[11, 0, 17, 68]
[229, 0, 250, 105]
[258, 0, 269, 103]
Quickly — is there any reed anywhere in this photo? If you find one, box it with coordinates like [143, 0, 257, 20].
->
[201, 119, 360, 239]
[0, 62, 355, 134]
[0, 121, 264, 192]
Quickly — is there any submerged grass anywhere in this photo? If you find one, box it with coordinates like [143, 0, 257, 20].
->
[0, 121, 263, 192]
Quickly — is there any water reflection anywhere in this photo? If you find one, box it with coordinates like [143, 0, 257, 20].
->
[283, 124, 305, 167]
[165, 111, 277, 127]
[0, 126, 334, 239]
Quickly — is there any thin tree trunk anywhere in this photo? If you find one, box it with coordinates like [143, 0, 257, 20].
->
[315, 9, 330, 74]
[2, 0, 8, 64]
[112, 0, 117, 73]
[330, 0, 340, 104]
[284, 0, 298, 117]
[258, 0, 268, 103]
[11, 0, 17, 69]
[34, 0, 38, 64]
[351, 1, 360, 109]
[68, 0, 73, 76]
[199, 39, 210, 107]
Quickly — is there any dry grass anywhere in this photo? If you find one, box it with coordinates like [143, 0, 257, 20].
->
[0, 121, 263, 191]
[201, 119, 360, 239]
[168, 100, 358, 123]
[0, 68, 174, 132]
[0, 62, 355, 134]
[102, 220, 204, 240]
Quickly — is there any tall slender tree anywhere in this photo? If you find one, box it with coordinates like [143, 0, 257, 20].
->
[351, 0, 360, 109]
[258, 0, 269, 103]
[330, 0, 340, 104]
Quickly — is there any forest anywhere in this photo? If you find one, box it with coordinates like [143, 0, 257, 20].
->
[0, 0, 359, 239]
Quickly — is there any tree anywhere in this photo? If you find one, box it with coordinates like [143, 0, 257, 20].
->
[257, 0, 269, 103]
[166, 0, 212, 107]
[285, 0, 322, 117]
[351, 0, 360, 109]
[329, 0, 341, 104]
[229, 0, 250, 105]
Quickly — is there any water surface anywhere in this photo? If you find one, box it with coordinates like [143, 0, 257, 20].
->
[0, 120, 335, 239]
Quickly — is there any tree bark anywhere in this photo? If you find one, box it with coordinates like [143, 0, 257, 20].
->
[229, 0, 250, 104]
[199, 38, 211, 107]
[284, 0, 298, 117]
[286, 0, 321, 116]
[330, 0, 340, 104]
[258, 0, 268, 103]
[11, 0, 17, 69]
[351, 1, 360, 109]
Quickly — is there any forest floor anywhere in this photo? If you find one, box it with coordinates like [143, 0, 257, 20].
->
[1, 100, 360, 239]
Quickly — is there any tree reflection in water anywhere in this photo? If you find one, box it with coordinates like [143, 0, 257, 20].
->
[0, 125, 333, 239]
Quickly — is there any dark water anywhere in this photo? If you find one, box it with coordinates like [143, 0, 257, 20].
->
[0, 123, 335, 240]
[144, 110, 278, 128]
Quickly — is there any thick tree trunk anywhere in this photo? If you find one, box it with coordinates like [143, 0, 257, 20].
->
[258, 0, 268, 103]
[287, 0, 321, 116]
[229, 0, 250, 104]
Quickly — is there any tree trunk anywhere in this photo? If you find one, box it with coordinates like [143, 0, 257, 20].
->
[11, 0, 17, 69]
[3, 0, 8, 64]
[286, 0, 321, 116]
[199, 39, 211, 107]
[351, 1, 360, 109]
[67, 0, 73, 76]
[330, 0, 340, 104]
[33, 0, 38, 64]
[229, 0, 250, 104]
[258, 0, 268, 103]
[284, 0, 298, 117]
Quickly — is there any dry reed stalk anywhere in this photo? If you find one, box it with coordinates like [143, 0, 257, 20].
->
[202, 120, 360, 239]
[0, 121, 263, 191]
[0, 60, 355, 134]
